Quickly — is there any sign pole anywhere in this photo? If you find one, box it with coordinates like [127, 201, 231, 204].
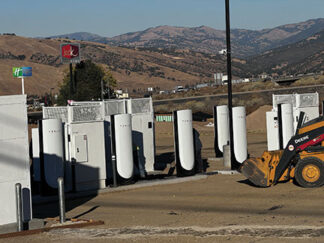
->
[13, 67, 31, 95]
[60, 43, 81, 99]
[69, 63, 73, 97]
[21, 76, 25, 95]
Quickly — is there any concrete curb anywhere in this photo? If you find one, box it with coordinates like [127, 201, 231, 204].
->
[206, 170, 240, 175]
[207, 158, 223, 162]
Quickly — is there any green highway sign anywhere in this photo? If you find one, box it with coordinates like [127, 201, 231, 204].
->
[13, 67, 23, 77]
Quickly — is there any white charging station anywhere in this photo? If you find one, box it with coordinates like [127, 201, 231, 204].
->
[214, 105, 229, 157]
[233, 106, 248, 163]
[281, 103, 294, 148]
[266, 111, 279, 151]
[267, 103, 295, 151]
[174, 109, 195, 176]
[32, 128, 40, 182]
[41, 119, 65, 189]
[112, 114, 134, 180]
[268, 93, 320, 151]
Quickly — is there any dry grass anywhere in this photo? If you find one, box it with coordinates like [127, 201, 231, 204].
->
[292, 75, 324, 86]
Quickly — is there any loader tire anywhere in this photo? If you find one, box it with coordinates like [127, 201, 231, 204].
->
[295, 157, 324, 188]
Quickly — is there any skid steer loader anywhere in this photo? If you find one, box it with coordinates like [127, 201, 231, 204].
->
[241, 115, 324, 188]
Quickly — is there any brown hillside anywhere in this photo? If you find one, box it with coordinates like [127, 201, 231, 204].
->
[0, 35, 241, 95]
[0, 36, 64, 95]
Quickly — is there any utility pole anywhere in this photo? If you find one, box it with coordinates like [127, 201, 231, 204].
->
[225, 0, 239, 170]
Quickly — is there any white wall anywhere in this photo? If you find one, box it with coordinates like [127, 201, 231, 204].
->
[0, 95, 32, 226]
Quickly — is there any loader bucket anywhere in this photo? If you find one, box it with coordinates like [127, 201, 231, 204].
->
[240, 157, 269, 187]
[240, 151, 283, 187]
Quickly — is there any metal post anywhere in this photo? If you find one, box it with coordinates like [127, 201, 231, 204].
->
[101, 79, 104, 101]
[21, 77, 25, 95]
[111, 155, 118, 187]
[15, 183, 23, 232]
[225, 0, 238, 170]
[278, 104, 284, 150]
[69, 63, 73, 97]
[110, 115, 118, 187]
[57, 177, 66, 223]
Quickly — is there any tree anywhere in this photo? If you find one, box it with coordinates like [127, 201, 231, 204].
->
[57, 60, 117, 105]
[102, 67, 117, 98]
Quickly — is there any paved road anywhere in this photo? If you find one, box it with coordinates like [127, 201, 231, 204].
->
[153, 84, 324, 105]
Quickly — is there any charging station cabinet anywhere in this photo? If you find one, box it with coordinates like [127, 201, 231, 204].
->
[69, 121, 107, 192]
[0, 95, 32, 226]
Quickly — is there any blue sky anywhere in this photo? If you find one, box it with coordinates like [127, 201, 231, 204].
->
[0, 0, 323, 37]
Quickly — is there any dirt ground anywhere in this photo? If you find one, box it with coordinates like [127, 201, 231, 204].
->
[3, 121, 324, 242]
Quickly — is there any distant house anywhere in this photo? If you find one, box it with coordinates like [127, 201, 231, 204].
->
[115, 89, 129, 99]
[219, 49, 227, 55]
[118, 93, 129, 99]
[222, 75, 228, 84]
[196, 83, 209, 89]
[259, 73, 269, 79]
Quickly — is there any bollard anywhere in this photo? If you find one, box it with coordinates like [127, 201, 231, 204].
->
[15, 183, 23, 232]
[223, 144, 231, 169]
[111, 155, 118, 187]
[57, 177, 66, 223]
[136, 146, 146, 179]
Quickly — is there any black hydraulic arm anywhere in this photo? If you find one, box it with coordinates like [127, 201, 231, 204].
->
[295, 112, 305, 136]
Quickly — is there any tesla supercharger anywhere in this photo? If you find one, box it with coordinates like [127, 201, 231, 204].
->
[213, 105, 230, 157]
[38, 119, 65, 195]
[232, 106, 248, 164]
[266, 103, 295, 151]
[110, 114, 134, 184]
[173, 109, 196, 176]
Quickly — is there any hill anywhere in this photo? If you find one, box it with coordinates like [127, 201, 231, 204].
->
[243, 30, 324, 75]
[52, 18, 324, 58]
[1, 27, 324, 96]
[0, 35, 245, 96]
[0, 36, 65, 95]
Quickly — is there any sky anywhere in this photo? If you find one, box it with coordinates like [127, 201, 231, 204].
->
[0, 0, 323, 37]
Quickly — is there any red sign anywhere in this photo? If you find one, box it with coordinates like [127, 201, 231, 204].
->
[60, 43, 81, 63]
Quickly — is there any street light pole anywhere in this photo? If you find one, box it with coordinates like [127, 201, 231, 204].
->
[225, 0, 238, 170]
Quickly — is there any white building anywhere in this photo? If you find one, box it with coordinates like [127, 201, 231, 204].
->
[219, 49, 227, 55]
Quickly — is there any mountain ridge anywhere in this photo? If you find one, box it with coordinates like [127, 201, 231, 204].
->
[47, 18, 324, 58]
[1, 24, 323, 96]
